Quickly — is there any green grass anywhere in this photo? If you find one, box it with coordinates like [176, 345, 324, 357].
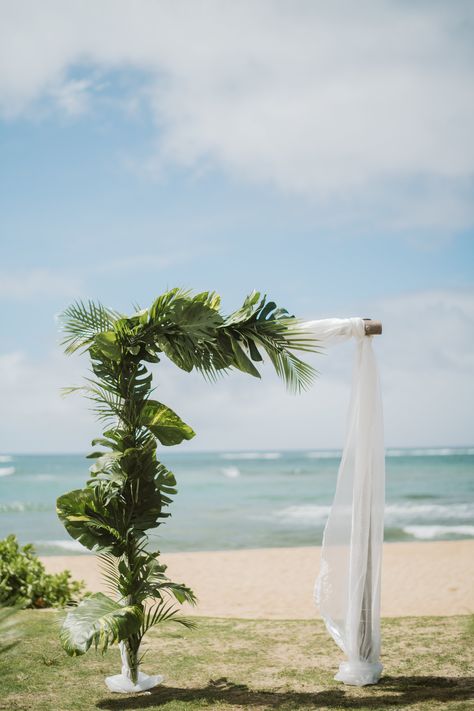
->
[1, 612, 473, 710]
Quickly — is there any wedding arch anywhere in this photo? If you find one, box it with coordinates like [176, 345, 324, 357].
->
[56, 289, 384, 692]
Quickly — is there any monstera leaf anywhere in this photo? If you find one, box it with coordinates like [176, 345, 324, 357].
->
[60, 592, 143, 656]
[140, 400, 195, 446]
[56, 487, 126, 554]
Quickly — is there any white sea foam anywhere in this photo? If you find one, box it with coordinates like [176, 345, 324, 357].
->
[220, 448, 474, 460]
[0, 455, 12, 462]
[275, 502, 474, 527]
[220, 452, 282, 460]
[0, 501, 25, 512]
[0, 466, 15, 477]
[385, 502, 474, 521]
[39, 540, 88, 552]
[277, 505, 332, 524]
[306, 451, 341, 459]
[387, 447, 474, 457]
[403, 525, 474, 540]
[221, 466, 240, 479]
[304, 447, 474, 458]
[0, 501, 50, 512]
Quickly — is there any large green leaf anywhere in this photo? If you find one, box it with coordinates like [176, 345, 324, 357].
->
[140, 400, 195, 446]
[56, 487, 126, 554]
[229, 338, 261, 378]
[60, 592, 143, 656]
[93, 331, 122, 362]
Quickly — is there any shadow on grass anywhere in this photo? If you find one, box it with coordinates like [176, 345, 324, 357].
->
[97, 674, 474, 709]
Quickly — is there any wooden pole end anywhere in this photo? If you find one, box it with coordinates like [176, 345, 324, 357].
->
[363, 319, 382, 335]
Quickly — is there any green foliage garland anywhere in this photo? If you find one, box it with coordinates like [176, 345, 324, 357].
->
[57, 288, 317, 682]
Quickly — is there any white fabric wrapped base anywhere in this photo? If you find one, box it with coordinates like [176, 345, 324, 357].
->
[335, 661, 383, 686]
[105, 642, 164, 693]
[105, 671, 164, 693]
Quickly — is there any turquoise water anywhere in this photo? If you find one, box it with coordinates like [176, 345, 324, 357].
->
[0, 449, 473, 555]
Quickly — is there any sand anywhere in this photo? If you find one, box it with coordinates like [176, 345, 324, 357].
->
[41, 540, 474, 619]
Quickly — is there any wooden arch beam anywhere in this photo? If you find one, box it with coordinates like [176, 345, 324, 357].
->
[363, 319, 383, 335]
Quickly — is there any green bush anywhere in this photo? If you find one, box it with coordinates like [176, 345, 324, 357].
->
[0, 535, 84, 609]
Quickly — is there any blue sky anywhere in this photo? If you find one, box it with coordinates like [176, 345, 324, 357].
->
[0, 1, 473, 452]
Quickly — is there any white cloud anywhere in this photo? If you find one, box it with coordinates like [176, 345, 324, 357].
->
[50, 78, 93, 116]
[0, 1, 473, 230]
[374, 289, 474, 446]
[0, 351, 95, 452]
[0, 269, 82, 300]
[2, 288, 472, 452]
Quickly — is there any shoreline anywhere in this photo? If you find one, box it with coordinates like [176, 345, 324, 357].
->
[41, 540, 474, 619]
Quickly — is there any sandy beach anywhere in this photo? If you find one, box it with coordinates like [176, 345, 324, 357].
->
[41, 540, 474, 619]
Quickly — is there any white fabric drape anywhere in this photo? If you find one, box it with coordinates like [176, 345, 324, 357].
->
[303, 318, 385, 686]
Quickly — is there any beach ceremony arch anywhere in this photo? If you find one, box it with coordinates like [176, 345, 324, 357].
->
[56, 290, 384, 692]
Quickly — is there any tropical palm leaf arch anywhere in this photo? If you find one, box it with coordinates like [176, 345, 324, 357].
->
[57, 288, 319, 686]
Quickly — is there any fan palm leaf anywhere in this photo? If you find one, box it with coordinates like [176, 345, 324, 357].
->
[59, 301, 120, 354]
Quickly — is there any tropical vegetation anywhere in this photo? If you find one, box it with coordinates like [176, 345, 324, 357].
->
[56, 288, 317, 685]
[0, 534, 83, 609]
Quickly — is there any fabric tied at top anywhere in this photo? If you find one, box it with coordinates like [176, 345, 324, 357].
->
[302, 318, 385, 686]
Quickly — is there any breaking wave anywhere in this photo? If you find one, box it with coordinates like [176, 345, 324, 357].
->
[387, 447, 474, 457]
[403, 525, 474, 540]
[304, 448, 474, 459]
[221, 466, 240, 479]
[36, 540, 88, 552]
[220, 452, 282, 460]
[277, 505, 332, 524]
[385, 502, 474, 522]
[275, 502, 474, 527]
[306, 451, 341, 459]
[0, 501, 51, 512]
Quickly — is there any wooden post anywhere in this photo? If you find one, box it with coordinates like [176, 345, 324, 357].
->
[359, 318, 381, 662]
[363, 319, 382, 336]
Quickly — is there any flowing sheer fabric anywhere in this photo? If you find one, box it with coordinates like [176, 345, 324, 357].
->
[303, 318, 385, 686]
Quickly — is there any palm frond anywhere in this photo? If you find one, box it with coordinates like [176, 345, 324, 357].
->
[237, 318, 320, 393]
[59, 300, 119, 354]
[141, 600, 197, 637]
[145, 580, 197, 606]
[80, 382, 126, 425]
[97, 553, 122, 598]
[219, 294, 320, 392]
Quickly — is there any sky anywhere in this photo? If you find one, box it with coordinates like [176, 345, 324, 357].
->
[0, 0, 473, 453]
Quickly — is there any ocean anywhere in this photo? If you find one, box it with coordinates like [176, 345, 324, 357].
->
[0, 449, 473, 556]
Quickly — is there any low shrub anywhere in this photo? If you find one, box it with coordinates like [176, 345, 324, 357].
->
[0, 534, 84, 608]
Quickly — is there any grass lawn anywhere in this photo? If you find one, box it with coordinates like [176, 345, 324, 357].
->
[0, 612, 473, 711]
